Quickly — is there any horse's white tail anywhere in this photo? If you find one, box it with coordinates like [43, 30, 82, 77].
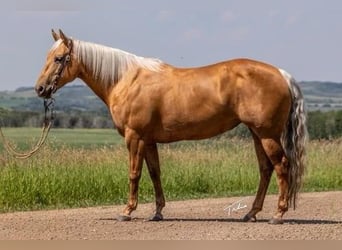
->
[279, 69, 308, 209]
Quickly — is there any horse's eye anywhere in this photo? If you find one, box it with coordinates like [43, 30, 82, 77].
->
[54, 56, 63, 63]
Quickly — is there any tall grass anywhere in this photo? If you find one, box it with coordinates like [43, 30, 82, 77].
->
[0, 129, 341, 213]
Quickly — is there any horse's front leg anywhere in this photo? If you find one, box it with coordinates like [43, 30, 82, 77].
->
[145, 143, 165, 221]
[117, 131, 145, 221]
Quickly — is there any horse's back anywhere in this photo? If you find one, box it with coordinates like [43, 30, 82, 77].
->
[163, 58, 292, 126]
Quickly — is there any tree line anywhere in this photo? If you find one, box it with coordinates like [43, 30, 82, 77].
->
[0, 108, 113, 129]
[1, 108, 341, 140]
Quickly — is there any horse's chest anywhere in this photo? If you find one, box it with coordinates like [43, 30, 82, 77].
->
[110, 103, 149, 135]
[109, 105, 126, 133]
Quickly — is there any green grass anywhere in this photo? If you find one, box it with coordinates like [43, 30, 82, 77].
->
[0, 128, 341, 213]
[0, 128, 123, 150]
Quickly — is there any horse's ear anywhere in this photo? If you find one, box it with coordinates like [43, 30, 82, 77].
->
[59, 29, 70, 46]
[51, 29, 59, 41]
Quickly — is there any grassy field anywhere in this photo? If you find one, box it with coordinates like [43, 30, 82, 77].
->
[0, 128, 341, 213]
[0, 128, 123, 150]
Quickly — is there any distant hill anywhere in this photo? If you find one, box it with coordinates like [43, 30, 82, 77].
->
[0, 84, 107, 113]
[298, 81, 342, 110]
[1, 81, 342, 112]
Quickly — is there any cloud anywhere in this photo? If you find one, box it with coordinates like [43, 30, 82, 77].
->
[182, 28, 203, 41]
[285, 13, 300, 26]
[267, 9, 280, 19]
[13, 0, 109, 11]
[229, 26, 250, 41]
[220, 10, 237, 23]
[156, 10, 175, 22]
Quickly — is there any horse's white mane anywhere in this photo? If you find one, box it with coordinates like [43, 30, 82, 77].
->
[51, 39, 163, 87]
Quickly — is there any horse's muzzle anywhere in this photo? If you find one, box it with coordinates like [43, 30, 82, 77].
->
[35, 84, 55, 98]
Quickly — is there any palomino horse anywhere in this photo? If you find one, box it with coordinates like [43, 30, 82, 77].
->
[35, 29, 307, 224]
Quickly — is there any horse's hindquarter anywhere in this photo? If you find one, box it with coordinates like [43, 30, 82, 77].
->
[228, 59, 292, 133]
[110, 59, 291, 142]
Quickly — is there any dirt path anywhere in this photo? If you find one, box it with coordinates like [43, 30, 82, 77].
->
[0, 191, 341, 240]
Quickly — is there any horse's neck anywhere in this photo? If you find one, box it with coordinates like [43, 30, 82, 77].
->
[77, 66, 114, 106]
[74, 39, 162, 105]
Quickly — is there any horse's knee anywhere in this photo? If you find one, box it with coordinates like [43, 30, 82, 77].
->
[129, 172, 141, 182]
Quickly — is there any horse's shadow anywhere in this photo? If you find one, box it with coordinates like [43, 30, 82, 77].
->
[162, 218, 342, 225]
[99, 217, 342, 225]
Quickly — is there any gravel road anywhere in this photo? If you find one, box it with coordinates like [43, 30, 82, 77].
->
[0, 191, 341, 240]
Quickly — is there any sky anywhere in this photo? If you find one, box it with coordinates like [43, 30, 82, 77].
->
[0, 0, 342, 91]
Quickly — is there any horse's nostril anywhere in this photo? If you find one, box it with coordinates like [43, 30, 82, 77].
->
[36, 85, 45, 96]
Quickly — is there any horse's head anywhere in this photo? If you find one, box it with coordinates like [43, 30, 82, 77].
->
[35, 29, 79, 98]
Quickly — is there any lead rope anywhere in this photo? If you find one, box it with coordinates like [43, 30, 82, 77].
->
[0, 98, 55, 159]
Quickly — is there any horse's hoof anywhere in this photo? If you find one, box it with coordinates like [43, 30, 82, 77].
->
[117, 215, 132, 222]
[146, 213, 163, 222]
[268, 217, 284, 225]
[242, 214, 257, 222]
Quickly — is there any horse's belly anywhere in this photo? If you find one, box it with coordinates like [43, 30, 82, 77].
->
[154, 116, 240, 142]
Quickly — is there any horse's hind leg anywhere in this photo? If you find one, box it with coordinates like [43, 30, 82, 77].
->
[260, 137, 289, 224]
[144, 143, 165, 221]
[243, 131, 274, 222]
